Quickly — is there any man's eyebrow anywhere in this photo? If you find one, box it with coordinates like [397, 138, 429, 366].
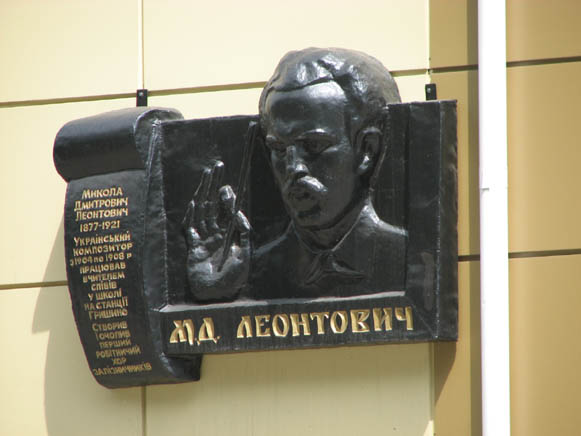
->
[265, 134, 281, 143]
[296, 130, 337, 141]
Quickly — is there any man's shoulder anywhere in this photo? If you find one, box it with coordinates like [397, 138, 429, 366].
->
[353, 205, 406, 246]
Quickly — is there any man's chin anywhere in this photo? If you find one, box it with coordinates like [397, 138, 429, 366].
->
[289, 207, 330, 230]
[284, 198, 335, 229]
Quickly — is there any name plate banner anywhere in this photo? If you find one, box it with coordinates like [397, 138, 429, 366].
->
[55, 100, 457, 388]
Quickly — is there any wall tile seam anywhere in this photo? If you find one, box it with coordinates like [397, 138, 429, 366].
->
[0, 68, 432, 108]
[3, 55, 579, 108]
[3, 249, 579, 290]
[431, 55, 581, 75]
[459, 249, 581, 263]
[0, 281, 67, 291]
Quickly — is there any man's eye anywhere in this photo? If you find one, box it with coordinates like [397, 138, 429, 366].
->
[304, 139, 331, 154]
[266, 141, 286, 152]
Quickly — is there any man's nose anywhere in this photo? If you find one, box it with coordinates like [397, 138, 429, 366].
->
[285, 145, 308, 179]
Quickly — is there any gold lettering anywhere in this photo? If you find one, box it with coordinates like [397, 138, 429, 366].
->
[170, 320, 186, 344]
[290, 313, 311, 336]
[87, 307, 128, 320]
[81, 187, 124, 200]
[92, 321, 128, 332]
[169, 319, 195, 345]
[350, 309, 370, 333]
[309, 312, 329, 335]
[255, 315, 271, 337]
[330, 311, 348, 334]
[272, 314, 290, 337]
[395, 306, 414, 330]
[236, 316, 253, 338]
[373, 308, 393, 331]
[98, 338, 132, 349]
[95, 344, 141, 359]
[97, 330, 131, 340]
[92, 361, 153, 376]
[198, 317, 219, 343]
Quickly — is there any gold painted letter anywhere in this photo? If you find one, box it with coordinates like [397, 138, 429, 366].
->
[290, 313, 311, 336]
[310, 312, 329, 334]
[373, 308, 393, 331]
[236, 316, 253, 338]
[255, 315, 271, 337]
[395, 306, 414, 330]
[198, 317, 219, 343]
[350, 309, 370, 333]
[169, 319, 195, 345]
[272, 314, 290, 337]
[330, 311, 348, 334]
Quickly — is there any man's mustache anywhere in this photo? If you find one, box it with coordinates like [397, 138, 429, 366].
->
[283, 175, 328, 198]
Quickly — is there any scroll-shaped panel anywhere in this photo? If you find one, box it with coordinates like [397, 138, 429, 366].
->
[55, 108, 201, 388]
[54, 49, 457, 388]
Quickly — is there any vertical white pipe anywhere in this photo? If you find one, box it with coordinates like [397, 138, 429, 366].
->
[478, 1, 510, 436]
[137, 0, 144, 89]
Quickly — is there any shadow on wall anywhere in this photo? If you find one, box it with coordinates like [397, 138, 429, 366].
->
[144, 344, 435, 436]
[29, 216, 436, 435]
[466, 69, 480, 255]
[32, 215, 143, 436]
[434, 261, 482, 436]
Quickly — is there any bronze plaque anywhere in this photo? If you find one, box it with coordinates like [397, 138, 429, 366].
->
[54, 48, 457, 388]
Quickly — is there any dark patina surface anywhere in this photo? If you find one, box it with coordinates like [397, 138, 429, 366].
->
[54, 48, 457, 388]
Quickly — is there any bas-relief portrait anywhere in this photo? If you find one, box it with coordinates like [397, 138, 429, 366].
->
[54, 46, 457, 387]
[183, 48, 406, 302]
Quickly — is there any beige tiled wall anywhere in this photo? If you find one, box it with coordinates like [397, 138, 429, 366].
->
[431, 1, 581, 436]
[506, 0, 581, 62]
[508, 62, 581, 253]
[434, 261, 481, 436]
[0, 98, 135, 286]
[509, 255, 581, 436]
[0, 1, 139, 102]
[0, 1, 434, 435]
[429, 0, 478, 69]
[430, 0, 581, 69]
[0, 287, 143, 436]
[146, 345, 433, 436]
[143, 0, 429, 91]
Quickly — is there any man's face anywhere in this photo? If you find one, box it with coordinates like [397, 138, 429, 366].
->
[263, 82, 363, 229]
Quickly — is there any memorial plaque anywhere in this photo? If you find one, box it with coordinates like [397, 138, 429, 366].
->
[54, 48, 458, 388]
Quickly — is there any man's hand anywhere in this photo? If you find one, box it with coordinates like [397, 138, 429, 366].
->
[183, 160, 251, 301]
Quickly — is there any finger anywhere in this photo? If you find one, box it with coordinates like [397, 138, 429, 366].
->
[217, 185, 236, 231]
[207, 161, 225, 203]
[192, 169, 213, 237]
[194, 167, 212, 203]
[197, 210, 208, 239]
[219, 185, 236, 216]
[235, 210, 251, 232]
[206, 162, 224, 233]
[182, 200, 195, 228]
[193, 198, 208, 238]
[234, 210, 251, 250]
[185, 227, 202, 248]
[206, 209, 220, 235]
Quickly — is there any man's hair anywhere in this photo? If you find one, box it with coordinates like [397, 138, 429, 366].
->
[259, 47, 401, 138]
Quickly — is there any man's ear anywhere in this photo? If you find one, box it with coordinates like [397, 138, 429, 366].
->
[355, 126, 382, 176]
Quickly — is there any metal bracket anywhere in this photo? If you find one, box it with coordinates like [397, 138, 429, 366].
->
[136, 89, 148, 107]
[425, 84, 437, 101]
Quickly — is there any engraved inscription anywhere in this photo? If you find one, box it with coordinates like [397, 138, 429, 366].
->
[169, 318, 220, 345]
[69, 186, 152, 376]
[171, 306, 414, 346]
